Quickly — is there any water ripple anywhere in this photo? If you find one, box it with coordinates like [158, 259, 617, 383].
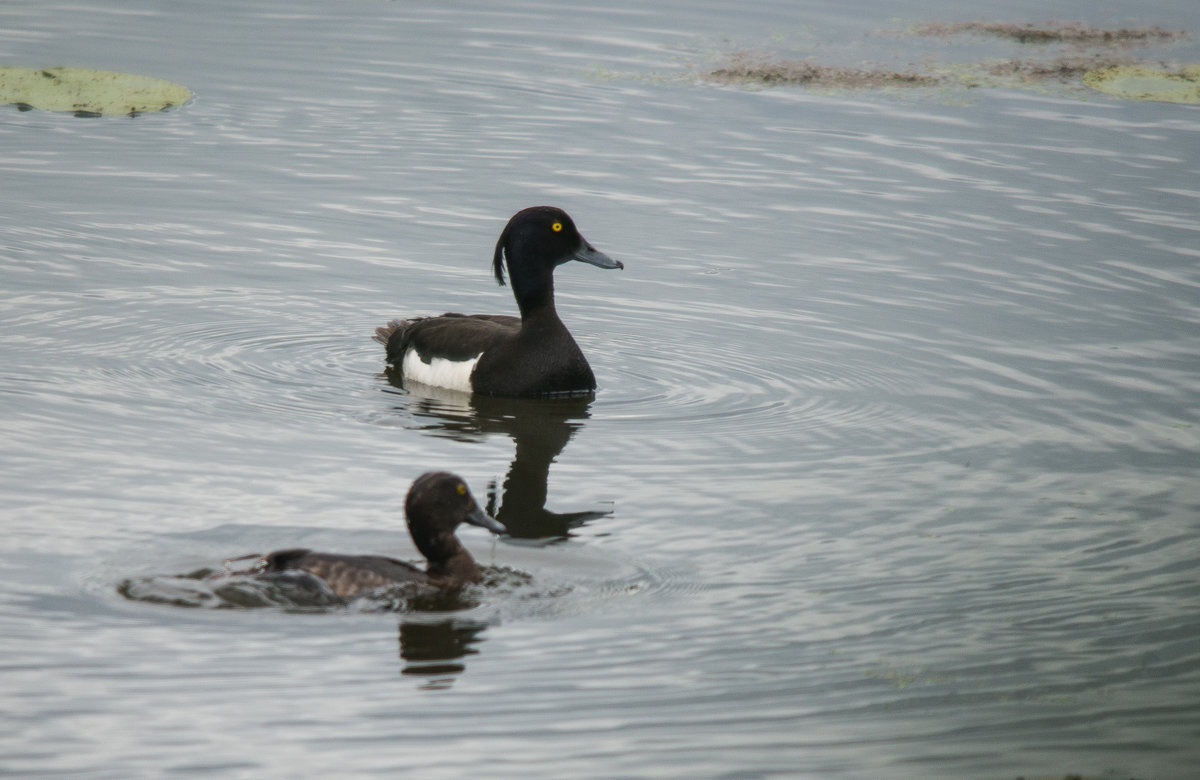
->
[593, 301, 924, 454]
[5, 286, 374, 423]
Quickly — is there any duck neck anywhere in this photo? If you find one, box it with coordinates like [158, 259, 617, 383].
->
[424, 540, 483, 584]
[512, 267, 558, 321]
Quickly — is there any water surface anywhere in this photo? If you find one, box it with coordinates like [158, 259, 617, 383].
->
[2, 1, 1199, 777]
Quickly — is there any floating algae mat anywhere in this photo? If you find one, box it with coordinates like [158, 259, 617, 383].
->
[908, 21, 1187, 45]
[700, 21, 1197, 102]
[1083, 64, 1200, 104]
[708, 55, 939, 89]
[0, 66, 191, 116]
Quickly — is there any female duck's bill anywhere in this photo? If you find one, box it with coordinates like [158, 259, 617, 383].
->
[374, 206, 623, 398]
[237, 472, 506, 600]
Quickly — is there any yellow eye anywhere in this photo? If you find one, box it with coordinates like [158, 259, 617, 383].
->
[551, 222, 563, 232]
[456, 483, 467, 496]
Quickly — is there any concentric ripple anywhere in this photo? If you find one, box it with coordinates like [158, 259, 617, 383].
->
[8, 286, 378, 423]
[589, 303, 927, 456]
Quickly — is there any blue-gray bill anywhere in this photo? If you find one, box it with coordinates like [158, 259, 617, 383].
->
[466, 503, 506, 535]
[572, 243, 623, 270]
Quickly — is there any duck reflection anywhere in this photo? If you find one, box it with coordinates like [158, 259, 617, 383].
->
[398, 618, 487, 689]
[382, 368, 611, 539]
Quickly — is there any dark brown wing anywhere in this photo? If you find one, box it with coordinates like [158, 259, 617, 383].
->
[262, 549, 427, 598]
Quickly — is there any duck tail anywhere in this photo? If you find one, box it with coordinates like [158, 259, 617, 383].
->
[373, 318, 408, 346]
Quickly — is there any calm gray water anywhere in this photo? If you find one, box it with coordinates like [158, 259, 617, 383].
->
[2, 0, 1199, 777]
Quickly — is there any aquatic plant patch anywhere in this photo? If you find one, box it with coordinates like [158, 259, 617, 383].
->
[0, 66, 192, 116]
[702, 20, 1194, 102]
[907, 21, 1186, 46]
[1083, 64, 1200, 104]
[708, 52, 939, 89]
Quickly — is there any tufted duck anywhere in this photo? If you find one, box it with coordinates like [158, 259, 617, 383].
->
[250, 472, 505, 598]
[374, 206, 623, 396]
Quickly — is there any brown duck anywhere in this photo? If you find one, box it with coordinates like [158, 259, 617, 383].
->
[251, 472, 505, 598]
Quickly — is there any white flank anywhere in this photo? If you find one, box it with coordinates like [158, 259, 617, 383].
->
[402, 348, 481, 392]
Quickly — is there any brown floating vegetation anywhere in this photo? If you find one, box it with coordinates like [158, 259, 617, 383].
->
[909, 21, 1188, 46]
[984, 54, 1137, 82]
[708, 52, 940, 89]
[701, 21, 1194, 100]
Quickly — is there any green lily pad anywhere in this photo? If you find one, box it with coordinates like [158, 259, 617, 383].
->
[0, 66, 192, 116]
[1083, 64, 1200, 104]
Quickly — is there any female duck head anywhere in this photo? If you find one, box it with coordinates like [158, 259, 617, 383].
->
[405, 471, 505, 566]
